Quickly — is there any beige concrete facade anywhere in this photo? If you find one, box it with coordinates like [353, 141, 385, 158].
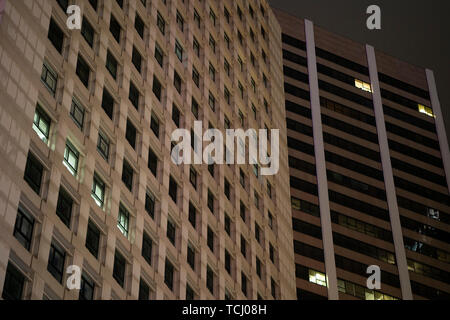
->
[0, 0, 296, 300]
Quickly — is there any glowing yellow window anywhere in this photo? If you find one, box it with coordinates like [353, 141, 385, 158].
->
[309, 269, 327, 287]
[355, 79, 372, 93]
[418, 104, 434, 117]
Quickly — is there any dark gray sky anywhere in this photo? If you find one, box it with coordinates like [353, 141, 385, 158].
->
[269, 0, 450, 145]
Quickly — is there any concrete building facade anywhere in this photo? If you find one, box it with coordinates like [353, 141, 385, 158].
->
[275, 9, 450, 300]
[0, 0, 296, 300]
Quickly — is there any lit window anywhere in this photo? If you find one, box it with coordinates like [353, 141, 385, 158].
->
[33, 105, 51, 143]
[309, 269, 327, 287]
[117, 205, 130, 238]
[354, 79, 372, 93]
[418, 104, 434, 118]
[63, 141, 80, 176]
[91, 174, 105, 208]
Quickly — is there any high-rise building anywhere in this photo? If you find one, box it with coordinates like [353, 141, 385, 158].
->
[0, 0, 296, 300]
[274, 9, 450, 300]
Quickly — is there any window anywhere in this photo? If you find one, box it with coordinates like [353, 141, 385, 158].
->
[110, 15, 121, 43]
[157, 12, 165, 35]
[225, 250, 231, 274]
[224, 214, 231, 236]
[106, 50, 118, 79]
[186, 284, 195, 300]
[209, 63, 216, 81]
[240, 235, 247, 257]
[256, 257, 261, 278]
[33, 105, 51, 143]
[76, 55, 90, 88]
[139, 279, 150, 300]
[125, 119, 137, 149]
[209, 35, 216, 53]
[132, 47, 142, 73]
[129, 82, 140, 110]
[48, 18, 64, 53]
[224, 7, 230, 22]
[101, 88, 114, 119]
[187, 244, 195, 270]
[116, 0, 123, 8]
[154, 43, 164, 67]
[269, 243, 275, 263]
[169, 176, 178, 203]
[418, 104, 434, 117]
[2, 263, 25, 300]
[238, 81, 244, 99]
[135, 14, 145, 39]
[85, 220, 100, 258]
[224, 179, 231, 199]
[255, 223, 261, 243]
[176, 11, 184, 31]
[241, 272, 247, 296]
[117, 204, 130, 238]
[152, 76, 162, 101]
[224, 59, 230, 76]
[192, 98, 199, 119]
[268, 211, 274, 230]
[41, 62, 58, 96]
[164, 259, 174, 291]
[97, 130, 110, 161]
[148, 148, 158, 176]
[113, 250, 126, 287]
[56, 188, 73, 228]
[193, 9, 201, 28]
[207, 189, 215, 213]
[206, 266, 214, 294]
[79, 274, 95, 300]
[193, 37, 200, 57]
[192, 67, 200, 87]
[81, 17, 94, 47]
[239, 169, 246, 188]
[271, 278, 277, 298]
[14, 208, 34, 251]
[355, 79, 372, 93]
[89, 0, 98, 11]
[188, 202, 196, 228]
[150, 113, 160, 137]
[70, 98, 85, 130]
[57, 0, 68, 11]
[189, 167, 197, 189]
[145, 192, 155, 219]
[207, 227, 214, 252]
[47, 242, 65, 283]
[309, 269, 327, 287]
[121, 160, 134, 191]
[175, 40, 183, 62]
[208, 91, 215, 111]
[167, 218, 176, 246]
[267, 181, 272, 198]
[142, 232, 153, 265]
[209, 9, 216, 26]
[224, 32, 230, 49]
[174, 71, 182, 94]
[63, 141, 80, 176]
[91, 174, 105, 208]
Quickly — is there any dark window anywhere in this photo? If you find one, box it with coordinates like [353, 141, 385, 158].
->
[192, 67, 200, 87]
[240, 235, 247, 258]
[56, 188, 73, 228]
[155, 43, 164, 67]
[188, 202, 196, 228]
[47, 242, 65, 283]
[57, 0, 68, 11]
[106, 51, 118, 80]
[206, 266, 214, 294]
[187, 244, 195, 270]
[150, 113, 160, 137]
[167, 219, 176, 246]
[79, 274, 95, 300]
[193, 38, 200, 57]
[191, 98, 199, 119]
[70, 98, 85, 130]
[113, 250, 126, 287]
[207, 227, 214, 252]
[240, 201, 246, 222]
[255, 223, 261, 243]
[116, 0, 123, 8]
[132, 47, 142, 73]
[241, 272, 247, 296]
[76, 55, 90, 88]
[48, 18, 64, 53]
[157, 12, 165, 35]
[186, 284, 195, 300]
[85, 220, 100, 259]
[109, 15, 121, 43]
[225, 250, 231, 274]
[88, 0, 98, 11]
[207, 190, 214, 213]
[189, 167, 197, 189]
[174, 71, 182, 94]
[97, 130, 110, 161]
[269, 243, 275, 263]
[125, 119, 137, 149]
[41, 62, 58, 96]
[139, 279, 150, 300]
[24, 152, 43, 195]
[164, 259, 174, 290]
[135, 14, 145, 39]
[169, 176, 178, 203]
[129, 81, 140, 110]
[142, 232, 153, 265]
[2, 263, 25, 300]
[175, 40, 183, 62]
[81, 17, 94, 47]
[256, 257, 261, 278]
[224, 179, 230, 200]
[13, 208, 34, 251]
[101, 88, 114, 119]
[176, 11, 184, 31]
[121, 160, 134, 191]
[208, 92, 215, 111]
[145, 192, 155, 219]
[148, 148, 158, 176]
[224, 214, 231, 236]
[152, 76, 162, 101]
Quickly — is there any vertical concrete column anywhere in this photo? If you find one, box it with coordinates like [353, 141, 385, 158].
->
[304, 19, 339, 300]
[426, 70, 450, 195]
[366, 44, 413, 300]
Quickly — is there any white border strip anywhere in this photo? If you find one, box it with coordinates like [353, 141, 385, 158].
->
[305, 20, 339, 300]
[426, 70, 450, 195]
[366, 45, 413, 300]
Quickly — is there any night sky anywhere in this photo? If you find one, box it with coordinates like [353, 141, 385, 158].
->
[269, 0, 450, 145]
